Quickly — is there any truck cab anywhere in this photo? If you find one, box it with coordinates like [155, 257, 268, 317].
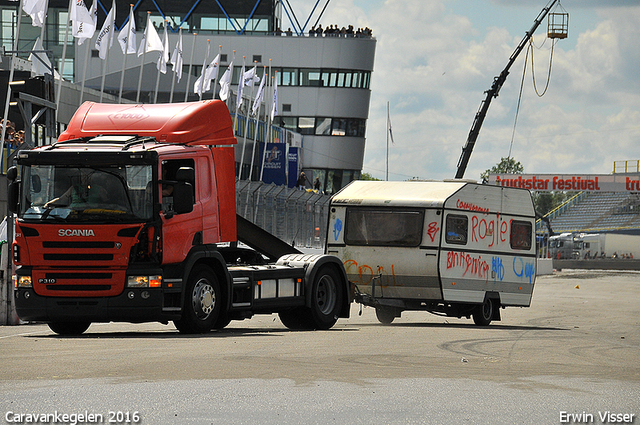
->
[10, 101, 350, 335]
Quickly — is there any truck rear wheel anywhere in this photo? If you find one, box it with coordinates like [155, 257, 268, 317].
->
[279, 266, 343, 330]
[472, 298, 493, 326]
[48, 321, 91, 336]
[174, 265, 220, 334]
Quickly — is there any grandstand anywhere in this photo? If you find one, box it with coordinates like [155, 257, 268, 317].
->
[543, 192, 640, 234]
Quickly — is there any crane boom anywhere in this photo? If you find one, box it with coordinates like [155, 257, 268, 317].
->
[455, 0, 559, 179]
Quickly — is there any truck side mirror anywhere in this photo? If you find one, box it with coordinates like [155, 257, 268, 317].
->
[8, 180, 19, 214]
[172, 181, 194, 214]
[7, 166, 17, 182]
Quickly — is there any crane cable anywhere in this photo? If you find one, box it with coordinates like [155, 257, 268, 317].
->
[508, 36, 557, 158]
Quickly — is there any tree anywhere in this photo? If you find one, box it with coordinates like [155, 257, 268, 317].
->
[359, 172, 381, 181]
[480, 157, 524, 183]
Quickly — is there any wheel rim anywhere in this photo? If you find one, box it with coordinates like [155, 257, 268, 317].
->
[482, 299, 492, 320]
[191, 278, 215, 320]
[316, 274, 337, 315]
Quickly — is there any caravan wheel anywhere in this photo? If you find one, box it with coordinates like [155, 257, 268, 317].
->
[472, 298, 493, 326]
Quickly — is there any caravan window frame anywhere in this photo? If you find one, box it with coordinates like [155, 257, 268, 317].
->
[445, 214, 468, 245]
[510, 220, 533, 250]
[344, 207, 424, 247]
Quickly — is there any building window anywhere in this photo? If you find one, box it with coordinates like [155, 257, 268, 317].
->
[331, 118, 347, 136]
[280, 68, 297, 86]
[220, 54, 228, 62]
[315, 118, 332, 135]
[282, 104, 292, 112]
[252, 55, 262, 63]
[298, 117, 315, 135]
[299, 69, 321, 86]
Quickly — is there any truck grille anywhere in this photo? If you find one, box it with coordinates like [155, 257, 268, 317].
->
[43, 253, 113, 261]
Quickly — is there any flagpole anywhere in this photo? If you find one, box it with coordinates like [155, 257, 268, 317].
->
[248, 66, 266, 182]
[1, 0, 24, 170]
[261, 71, 276, 183]
[232, 55, 245, 145]
[99, 34, 111, 102]
[240, 60, 256, 180]
[79, 41, 91, 104]
[118, 4, 134, 104]
[197, 39, 210, 101]
[266, 59, 272, 147]
[136, 11, 152, 103]
[386, 101, 389, 181]
[153, 19, 168, 104]
[55, 0, 72, 121]
[183, 32, 197, 102]
[169, 28, 181, 103]
[211, 45, 222, 99]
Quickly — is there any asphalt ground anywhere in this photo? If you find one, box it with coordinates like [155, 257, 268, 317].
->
[0, 269, 638, 424]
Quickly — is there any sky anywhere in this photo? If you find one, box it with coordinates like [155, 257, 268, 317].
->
[292, 0, 640, 182]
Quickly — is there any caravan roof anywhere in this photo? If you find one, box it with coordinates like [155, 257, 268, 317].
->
[332, 180, 535, 216]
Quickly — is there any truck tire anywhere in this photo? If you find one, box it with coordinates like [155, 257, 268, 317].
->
[307, 265, 343, 330]
[48, 321, 91, 336]
[375, 307, 397, 325]
[278, 308, 312, 330]
[472, 298, 493, 326]
[174, 265, 221, 334]
[279, 266, 343, 330]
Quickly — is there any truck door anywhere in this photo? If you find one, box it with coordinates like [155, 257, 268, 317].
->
[161, 157, 202, 264]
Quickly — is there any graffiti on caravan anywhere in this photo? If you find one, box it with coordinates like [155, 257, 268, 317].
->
[488, 174, 640, 192]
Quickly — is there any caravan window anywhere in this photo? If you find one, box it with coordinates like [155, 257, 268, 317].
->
[445, 215, 468, 245]
[344, 208, 424, 247]
[510, 220, 532, 250]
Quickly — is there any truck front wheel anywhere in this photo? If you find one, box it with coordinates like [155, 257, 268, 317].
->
[174, 265, 221, 333]
[48, 321, 91, 336]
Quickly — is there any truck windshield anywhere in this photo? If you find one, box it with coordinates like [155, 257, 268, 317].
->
[19, 165, 154, 222]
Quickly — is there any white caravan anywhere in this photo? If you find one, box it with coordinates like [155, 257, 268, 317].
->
[327, 180, 537, 325]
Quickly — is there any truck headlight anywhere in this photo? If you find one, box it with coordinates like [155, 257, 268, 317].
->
[14, 275, 32, 288]
[127, 275, 162, 288]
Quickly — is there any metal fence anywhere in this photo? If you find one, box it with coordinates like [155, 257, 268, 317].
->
[236, 180, 331, 250]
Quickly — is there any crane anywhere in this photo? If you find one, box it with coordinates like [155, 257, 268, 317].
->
[455, 0, 562, 179]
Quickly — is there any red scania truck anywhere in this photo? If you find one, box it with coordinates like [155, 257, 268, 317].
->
[8, 101, 350, 335]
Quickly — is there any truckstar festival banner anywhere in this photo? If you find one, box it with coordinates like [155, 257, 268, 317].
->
[489, 174, 640, 192]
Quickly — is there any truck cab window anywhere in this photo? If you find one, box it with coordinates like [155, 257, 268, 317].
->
[161, 159, 196, 214]
[445, 215, 468, 245]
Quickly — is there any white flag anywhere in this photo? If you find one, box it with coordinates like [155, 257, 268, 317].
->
[193, 41, 210, 97]
[170, 29, 183, 82]
[218, 60, 234, 101]
[242, 66, 260, 89]
[29, 37, 52, 76]
[156, 22, 169, 73]
[70, 0, 96, 45]
[95, 0, 115, 60]
[117, 7, 136, 54]
[270, 74, 278, 121]
[138, 15, 164, 56]
[252, 71, 266, 116]
[203, 53, 220, 92]
[22, 0, 47, 27]
[236, 62, 246, 109]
